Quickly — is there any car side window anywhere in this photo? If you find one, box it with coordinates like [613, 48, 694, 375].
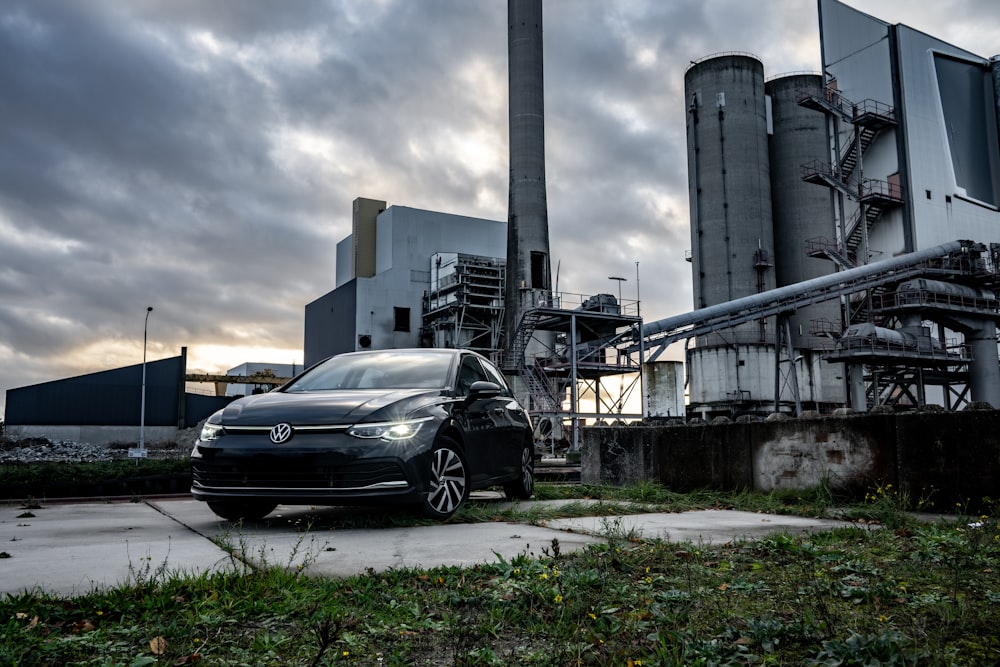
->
[456, 356, 490, 396]
[480, 358, 512, 395]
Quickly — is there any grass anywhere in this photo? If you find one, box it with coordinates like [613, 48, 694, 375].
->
[1, 483, 998, 665]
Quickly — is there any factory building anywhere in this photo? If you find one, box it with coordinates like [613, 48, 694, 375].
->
[681, 0, 1000, 416]
[4, 349, 231, 444]
[303, 198, 507, 367]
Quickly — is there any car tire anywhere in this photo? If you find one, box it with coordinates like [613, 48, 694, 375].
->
[207, 500, 278, 522]
[503, 443, 534, 500]
[421, 437, 469, 520]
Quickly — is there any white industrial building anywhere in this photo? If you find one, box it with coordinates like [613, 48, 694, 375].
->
[223, 362, 300, 397]
[304, 197, 506, 367]
[815, 0, 1000, 250]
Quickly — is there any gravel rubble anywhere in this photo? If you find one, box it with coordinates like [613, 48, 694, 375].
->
[0, 438, 193, 464]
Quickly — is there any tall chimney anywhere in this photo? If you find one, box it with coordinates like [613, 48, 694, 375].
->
[505, 0, 552, 360]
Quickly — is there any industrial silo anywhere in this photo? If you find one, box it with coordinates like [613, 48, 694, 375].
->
[766, 73, 846, 408]
[685, 53, 775, 342]
[767, 75, 837, 312]
[684, 53, 777, 417]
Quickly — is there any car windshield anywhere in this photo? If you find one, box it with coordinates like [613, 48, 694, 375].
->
[284, 351, 453, 391]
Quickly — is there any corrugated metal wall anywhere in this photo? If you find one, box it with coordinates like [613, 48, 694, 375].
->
[5, 355, 227, 429]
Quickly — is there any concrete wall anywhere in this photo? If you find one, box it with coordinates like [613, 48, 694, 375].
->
[582, 409, 1000, 513]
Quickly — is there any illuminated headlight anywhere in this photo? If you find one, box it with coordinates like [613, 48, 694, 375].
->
[199, 422, 227, 441]
[348, 417, 432, 441]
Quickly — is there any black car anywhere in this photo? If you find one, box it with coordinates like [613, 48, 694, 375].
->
[191, 348, 534, 521]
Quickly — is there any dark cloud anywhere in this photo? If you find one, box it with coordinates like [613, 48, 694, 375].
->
[1, 0, 997, 413]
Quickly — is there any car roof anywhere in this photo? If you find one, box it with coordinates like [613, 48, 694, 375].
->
[336, 348, 466, 358]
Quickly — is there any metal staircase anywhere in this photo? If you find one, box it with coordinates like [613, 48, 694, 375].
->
[805, 236, 855, 269]
[798, 90, 896, 134]
[847, 286, 888, 326]
[837, 125, 878, 177]
[801, 161, 904, 207]
[520, 363, 560, 412]
[501, 310, 542, 372]
[500, 308, 563, 413]
[844, 206, 882, 256]
[798, 89, 900, 278]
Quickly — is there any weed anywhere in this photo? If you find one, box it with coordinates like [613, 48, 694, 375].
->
[810, 630, 928, 665]
[1, 486, 998, 664]
[851, 482, 934, 529]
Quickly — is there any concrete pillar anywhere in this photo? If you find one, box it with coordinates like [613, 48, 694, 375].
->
[848, 364, 868, 412]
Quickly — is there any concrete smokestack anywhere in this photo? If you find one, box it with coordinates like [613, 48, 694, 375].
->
[505, 0, 552, 359]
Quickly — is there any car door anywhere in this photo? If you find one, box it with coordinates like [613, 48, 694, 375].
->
[454, 354, 501, 485]
[479, 356, 530, 478]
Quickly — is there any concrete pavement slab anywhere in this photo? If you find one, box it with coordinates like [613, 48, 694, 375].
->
[156, 499, 605, 577]
[1, 498, 864, 599]
[546, 509, 860, 543]
[0, 500, 235, 598]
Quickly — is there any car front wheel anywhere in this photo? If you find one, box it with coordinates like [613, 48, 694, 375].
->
[207, 500, 278, 522]
[421, 437, 469, 520]
[503, 443, 534, 500]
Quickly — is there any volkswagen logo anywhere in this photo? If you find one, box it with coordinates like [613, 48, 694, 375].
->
[269, 423, 293, 444]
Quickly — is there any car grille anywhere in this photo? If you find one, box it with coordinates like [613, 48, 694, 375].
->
[192, 458, 407, 492]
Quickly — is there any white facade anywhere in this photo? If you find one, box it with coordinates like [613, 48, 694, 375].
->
[334, 236, 352, 288]
[304, 203, 506, 366]
[819, 0, 1000, 255]
[359, 206, 506, 350]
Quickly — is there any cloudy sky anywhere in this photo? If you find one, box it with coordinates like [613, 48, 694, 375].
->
[2, 0, 997, 415]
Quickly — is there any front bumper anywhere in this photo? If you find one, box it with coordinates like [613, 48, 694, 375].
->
[190, 432, 432, 506]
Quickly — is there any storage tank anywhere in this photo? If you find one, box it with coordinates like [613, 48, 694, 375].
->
[685, 53, 776, 347]
[643, 361, 685, 419]
[766, 74, 840, 342]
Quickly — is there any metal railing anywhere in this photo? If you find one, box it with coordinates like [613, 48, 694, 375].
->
[872, 288, 999, 314]
[801, 160, 904, 204]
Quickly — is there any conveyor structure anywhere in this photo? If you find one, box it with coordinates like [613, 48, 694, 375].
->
[640, 240, 979, 357]
[636, 239, 1000, 412]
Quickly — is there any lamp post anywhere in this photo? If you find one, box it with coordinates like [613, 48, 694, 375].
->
[130, 306, 153, 460]
[635, 261, 640, 317]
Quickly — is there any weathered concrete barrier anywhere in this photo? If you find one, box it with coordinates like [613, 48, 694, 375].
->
[582, 408, 1000, 513]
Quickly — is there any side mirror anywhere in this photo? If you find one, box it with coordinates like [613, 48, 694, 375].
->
[467, 380, 501, 399]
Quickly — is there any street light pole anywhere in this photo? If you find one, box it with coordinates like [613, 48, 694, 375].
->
[130, 306, 154, 460]
[635, 261, 640, 317]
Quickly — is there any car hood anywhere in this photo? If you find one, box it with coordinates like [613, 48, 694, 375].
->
[218, 388, 442, 426]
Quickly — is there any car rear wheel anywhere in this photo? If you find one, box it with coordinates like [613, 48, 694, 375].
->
[503, 443, 534, 500]
[207, 500, 278, 522]
[422, 437, 469, 520]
